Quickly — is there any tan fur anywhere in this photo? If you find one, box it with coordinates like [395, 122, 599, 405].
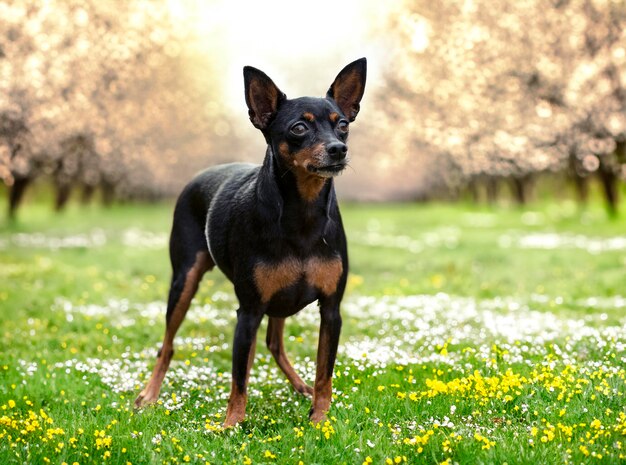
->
[329, 112, 339, 123]
[331, 69, 364, 120]
[254, 258, 301, 303]
[224, 382, 248, 427]
[311, 327, 333, 423]
[267, 317, 313, 396]
[302, 112, 315, 122]
[310, 378, 332, 423]
[278, 141, 290, 159]
[278, 142, 328, 202]
[293, 170, 327, 202]
[305, 257, 343, 296]
[223, 335, 256, 427]
[135, 252, 212, 408]
[249, 80, 278, 111]
[254, 256, 343, 303]
[248, 80, 279, 128]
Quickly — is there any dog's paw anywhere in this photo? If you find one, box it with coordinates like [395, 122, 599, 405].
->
[308, 408, 327, 424]
[224, 395, 247, 427]
[223, 412, 246, 428]
[296, 384, 314, 398]
[134, 389, 158, 409]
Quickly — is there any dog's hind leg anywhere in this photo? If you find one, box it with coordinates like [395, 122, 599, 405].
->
[134, 206, 213, 408]
[266, 317, 313, 397]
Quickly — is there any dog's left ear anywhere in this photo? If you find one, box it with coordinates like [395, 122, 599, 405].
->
[327, 58, 367, 122]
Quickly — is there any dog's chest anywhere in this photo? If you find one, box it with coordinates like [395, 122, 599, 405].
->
[253, 255, 343, 304]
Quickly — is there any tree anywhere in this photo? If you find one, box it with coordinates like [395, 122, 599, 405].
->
[0, 110, 33, 217]
[380, 0, 626, 208]
[0, 0, 237, 216]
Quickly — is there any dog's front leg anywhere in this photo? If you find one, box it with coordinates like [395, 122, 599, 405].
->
[310, 297, 342, 423]
[224, 308, 263, 427]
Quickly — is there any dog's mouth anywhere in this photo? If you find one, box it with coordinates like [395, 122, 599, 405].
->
[307, 163, 347, 177]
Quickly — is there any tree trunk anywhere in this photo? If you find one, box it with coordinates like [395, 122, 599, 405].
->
[101, 181, 115, 207]
[566, 148, 590, 205]
[616, 140, 626, 164]
[55, 183, 72, 212]
[573, 174, 589, 204]
[597, 155, 618, 217]
[8, 177, 31, 219]
[485, 177, 499, 205]
[510, 174, 534, 205]
[81, 184, 96, 205]
[467, 178, 480, 203]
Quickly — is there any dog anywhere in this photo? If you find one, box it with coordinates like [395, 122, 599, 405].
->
[134, 58, 366, 426]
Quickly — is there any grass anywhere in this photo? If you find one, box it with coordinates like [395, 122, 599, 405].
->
[0, 198, 625, 465]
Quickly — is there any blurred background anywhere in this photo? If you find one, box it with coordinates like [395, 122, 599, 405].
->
[1, 0, 625, 217]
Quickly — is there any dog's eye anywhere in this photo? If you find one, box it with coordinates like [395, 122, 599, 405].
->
[290, 123, 308, 136]
[337, 120, 349, 132]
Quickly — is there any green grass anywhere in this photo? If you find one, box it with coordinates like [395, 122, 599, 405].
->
[0, 199, 625, 465]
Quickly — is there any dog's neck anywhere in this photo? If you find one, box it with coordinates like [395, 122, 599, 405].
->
[257, 146, 336, 238]
[262, 145, 334, 207]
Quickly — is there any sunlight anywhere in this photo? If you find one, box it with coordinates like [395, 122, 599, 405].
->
[187, 0, 372, 56]
[166, 0, 387, 110]
[406, 15, 430, 53]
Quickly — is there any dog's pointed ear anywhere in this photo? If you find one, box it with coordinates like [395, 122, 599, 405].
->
[326, 58, 367, 122]
[244, 66, 286, 131]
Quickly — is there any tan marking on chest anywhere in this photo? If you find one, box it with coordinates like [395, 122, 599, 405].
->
[305, 257, 343, 296]
[254, 256, 343, 303]
[254, 258, 301, 303]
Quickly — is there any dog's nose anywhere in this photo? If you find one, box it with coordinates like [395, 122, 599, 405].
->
[327, 142, 348, 161]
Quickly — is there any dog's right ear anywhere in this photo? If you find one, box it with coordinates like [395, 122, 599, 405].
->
[244, 66, 286, 131]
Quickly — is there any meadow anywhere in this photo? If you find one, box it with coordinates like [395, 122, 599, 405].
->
[0, 199, 625, 464]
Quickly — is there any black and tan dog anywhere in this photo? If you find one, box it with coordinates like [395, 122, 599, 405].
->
[134, 58, 366, 426]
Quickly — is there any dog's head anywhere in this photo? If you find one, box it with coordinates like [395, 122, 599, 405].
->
[243, 59, 366, 180]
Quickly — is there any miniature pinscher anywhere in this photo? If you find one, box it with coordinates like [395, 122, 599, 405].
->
[134, 58, 367, 426]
